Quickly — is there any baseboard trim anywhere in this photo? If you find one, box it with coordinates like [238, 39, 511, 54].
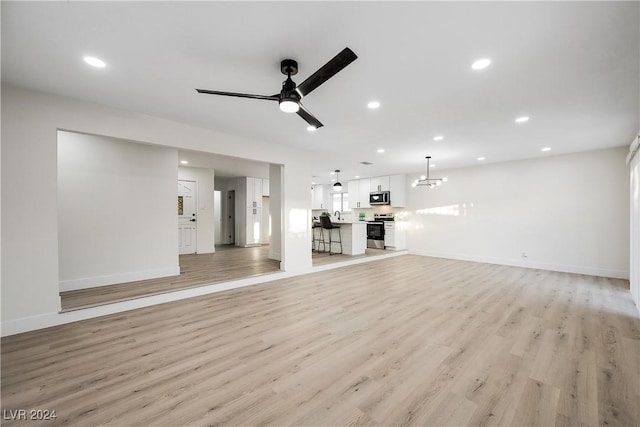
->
[408, 250, 629, 280]
[59, 266, 181, 292]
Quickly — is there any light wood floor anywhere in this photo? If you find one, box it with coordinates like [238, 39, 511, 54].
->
[60, 245, 280, 311]
[61, 245, 388, 311]
[4, 256, 639, 426]
[311, 247, 388, 266]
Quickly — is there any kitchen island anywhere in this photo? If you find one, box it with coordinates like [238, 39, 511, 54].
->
[313, 220, 367, 255]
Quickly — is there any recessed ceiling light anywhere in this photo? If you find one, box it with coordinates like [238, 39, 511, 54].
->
[83, 56, 106, 68]
[541, 147, 551, 152]
[367, 101, 381, 109]
[306, 126, 316, 132]
[433, 135, 444, 141]
[355, 175, 360, 178]
[377, 148, 385, 153]
[515, 116, 530, 123]
[180, 160, 189, 165]
[330, 171, 335, 175]
[430, 164, 436, 168]
[471, 58, 491, 70]
[311, 181, 316, 185]
[477, 156, 486, 161]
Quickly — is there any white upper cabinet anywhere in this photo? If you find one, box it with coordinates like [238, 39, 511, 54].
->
[389, 174, 406, 207]
[246, 177, 263, 208]
[358, 179, 371, 208]
[311, 184, 327, 210]
[348, 179, 371, 209]
[370, 176, 390, 192]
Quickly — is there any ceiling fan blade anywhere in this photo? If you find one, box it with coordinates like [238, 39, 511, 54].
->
[196, 89, 279, 101]
[297, 103, 324, 129]
[296, 47, 357, 97]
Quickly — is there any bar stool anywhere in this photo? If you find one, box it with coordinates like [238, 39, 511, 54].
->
[320, 216, 342, 255]
[311, 221, 322, 252]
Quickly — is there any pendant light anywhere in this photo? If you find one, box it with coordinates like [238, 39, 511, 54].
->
[333, 170, 343, 191]
[412, 156, 447, 188]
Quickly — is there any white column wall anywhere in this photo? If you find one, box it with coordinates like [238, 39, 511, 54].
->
[1, 83, 313, 325]
[58, 131, 179, 290]
[629, 139, 640, 310]
[269, 164, 283, 262]
[405, 147, 630, 279]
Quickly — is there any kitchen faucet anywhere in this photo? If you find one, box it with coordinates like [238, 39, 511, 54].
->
[334, 211, 341, 220]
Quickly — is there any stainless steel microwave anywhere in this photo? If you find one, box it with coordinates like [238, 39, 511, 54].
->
[369, 191, 390, 205]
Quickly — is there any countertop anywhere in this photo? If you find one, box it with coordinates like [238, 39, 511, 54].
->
[313, 220, 368, 225]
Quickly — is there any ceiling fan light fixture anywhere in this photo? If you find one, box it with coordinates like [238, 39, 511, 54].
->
[279, 99, 300, 113]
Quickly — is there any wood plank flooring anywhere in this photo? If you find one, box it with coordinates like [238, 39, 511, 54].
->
[311, 247, 388, 266]
[60, 245, 281, 311]
[61, 245, 388, 311]
[4, 255, 639, 426]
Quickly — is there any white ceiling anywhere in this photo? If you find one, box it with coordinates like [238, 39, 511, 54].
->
[2, 1, 638, 184]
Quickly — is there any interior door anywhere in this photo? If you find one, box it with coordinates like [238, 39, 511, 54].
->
[178, 180, 197, 255]
[226, 190, 235, 244]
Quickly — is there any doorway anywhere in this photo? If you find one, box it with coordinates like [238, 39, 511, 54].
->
[226, 190, 235, 244]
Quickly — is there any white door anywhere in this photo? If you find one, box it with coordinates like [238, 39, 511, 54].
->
[178, 180, 197, 255]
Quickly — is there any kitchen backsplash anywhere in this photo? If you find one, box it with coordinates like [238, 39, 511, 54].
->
[312, 205, 403, 221]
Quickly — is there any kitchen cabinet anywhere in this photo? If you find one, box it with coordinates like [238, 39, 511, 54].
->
[350, 175, 407, 208]
[311, 184, 328, 210]
[245, 177, 262, 208]
[389, 174, 406, 207]
[245, 206, 262, 246]
[236, 176, 265, 247]
[384, 222, 406, 250]
[348, 178, 371, 209]
[370, 176, 390, 192]
[262, 179, 270, 197]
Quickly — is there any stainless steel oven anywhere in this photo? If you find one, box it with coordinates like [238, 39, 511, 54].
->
[367, 213, 395, 249]
[367, 222, 385, 249]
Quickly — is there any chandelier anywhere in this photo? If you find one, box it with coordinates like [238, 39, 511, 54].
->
[412, 156, 448, 188]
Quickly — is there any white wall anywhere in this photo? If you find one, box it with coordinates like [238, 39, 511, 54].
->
[1, 84, 313, 327]
[214, 191, 223, 246]
[58, 131, 179, 290]
[406, 147, 630, 279]
[178, 166, 215, 254]
[629, 138, 640, 309]
[269, 164, 283, 261]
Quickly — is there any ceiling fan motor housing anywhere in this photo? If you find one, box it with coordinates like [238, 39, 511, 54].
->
[280, 59, 298, 76]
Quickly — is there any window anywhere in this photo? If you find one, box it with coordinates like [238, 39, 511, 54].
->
[332, 192, 350, 212]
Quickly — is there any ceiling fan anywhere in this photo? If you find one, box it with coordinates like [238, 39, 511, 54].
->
[196, 47, 357, 130]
